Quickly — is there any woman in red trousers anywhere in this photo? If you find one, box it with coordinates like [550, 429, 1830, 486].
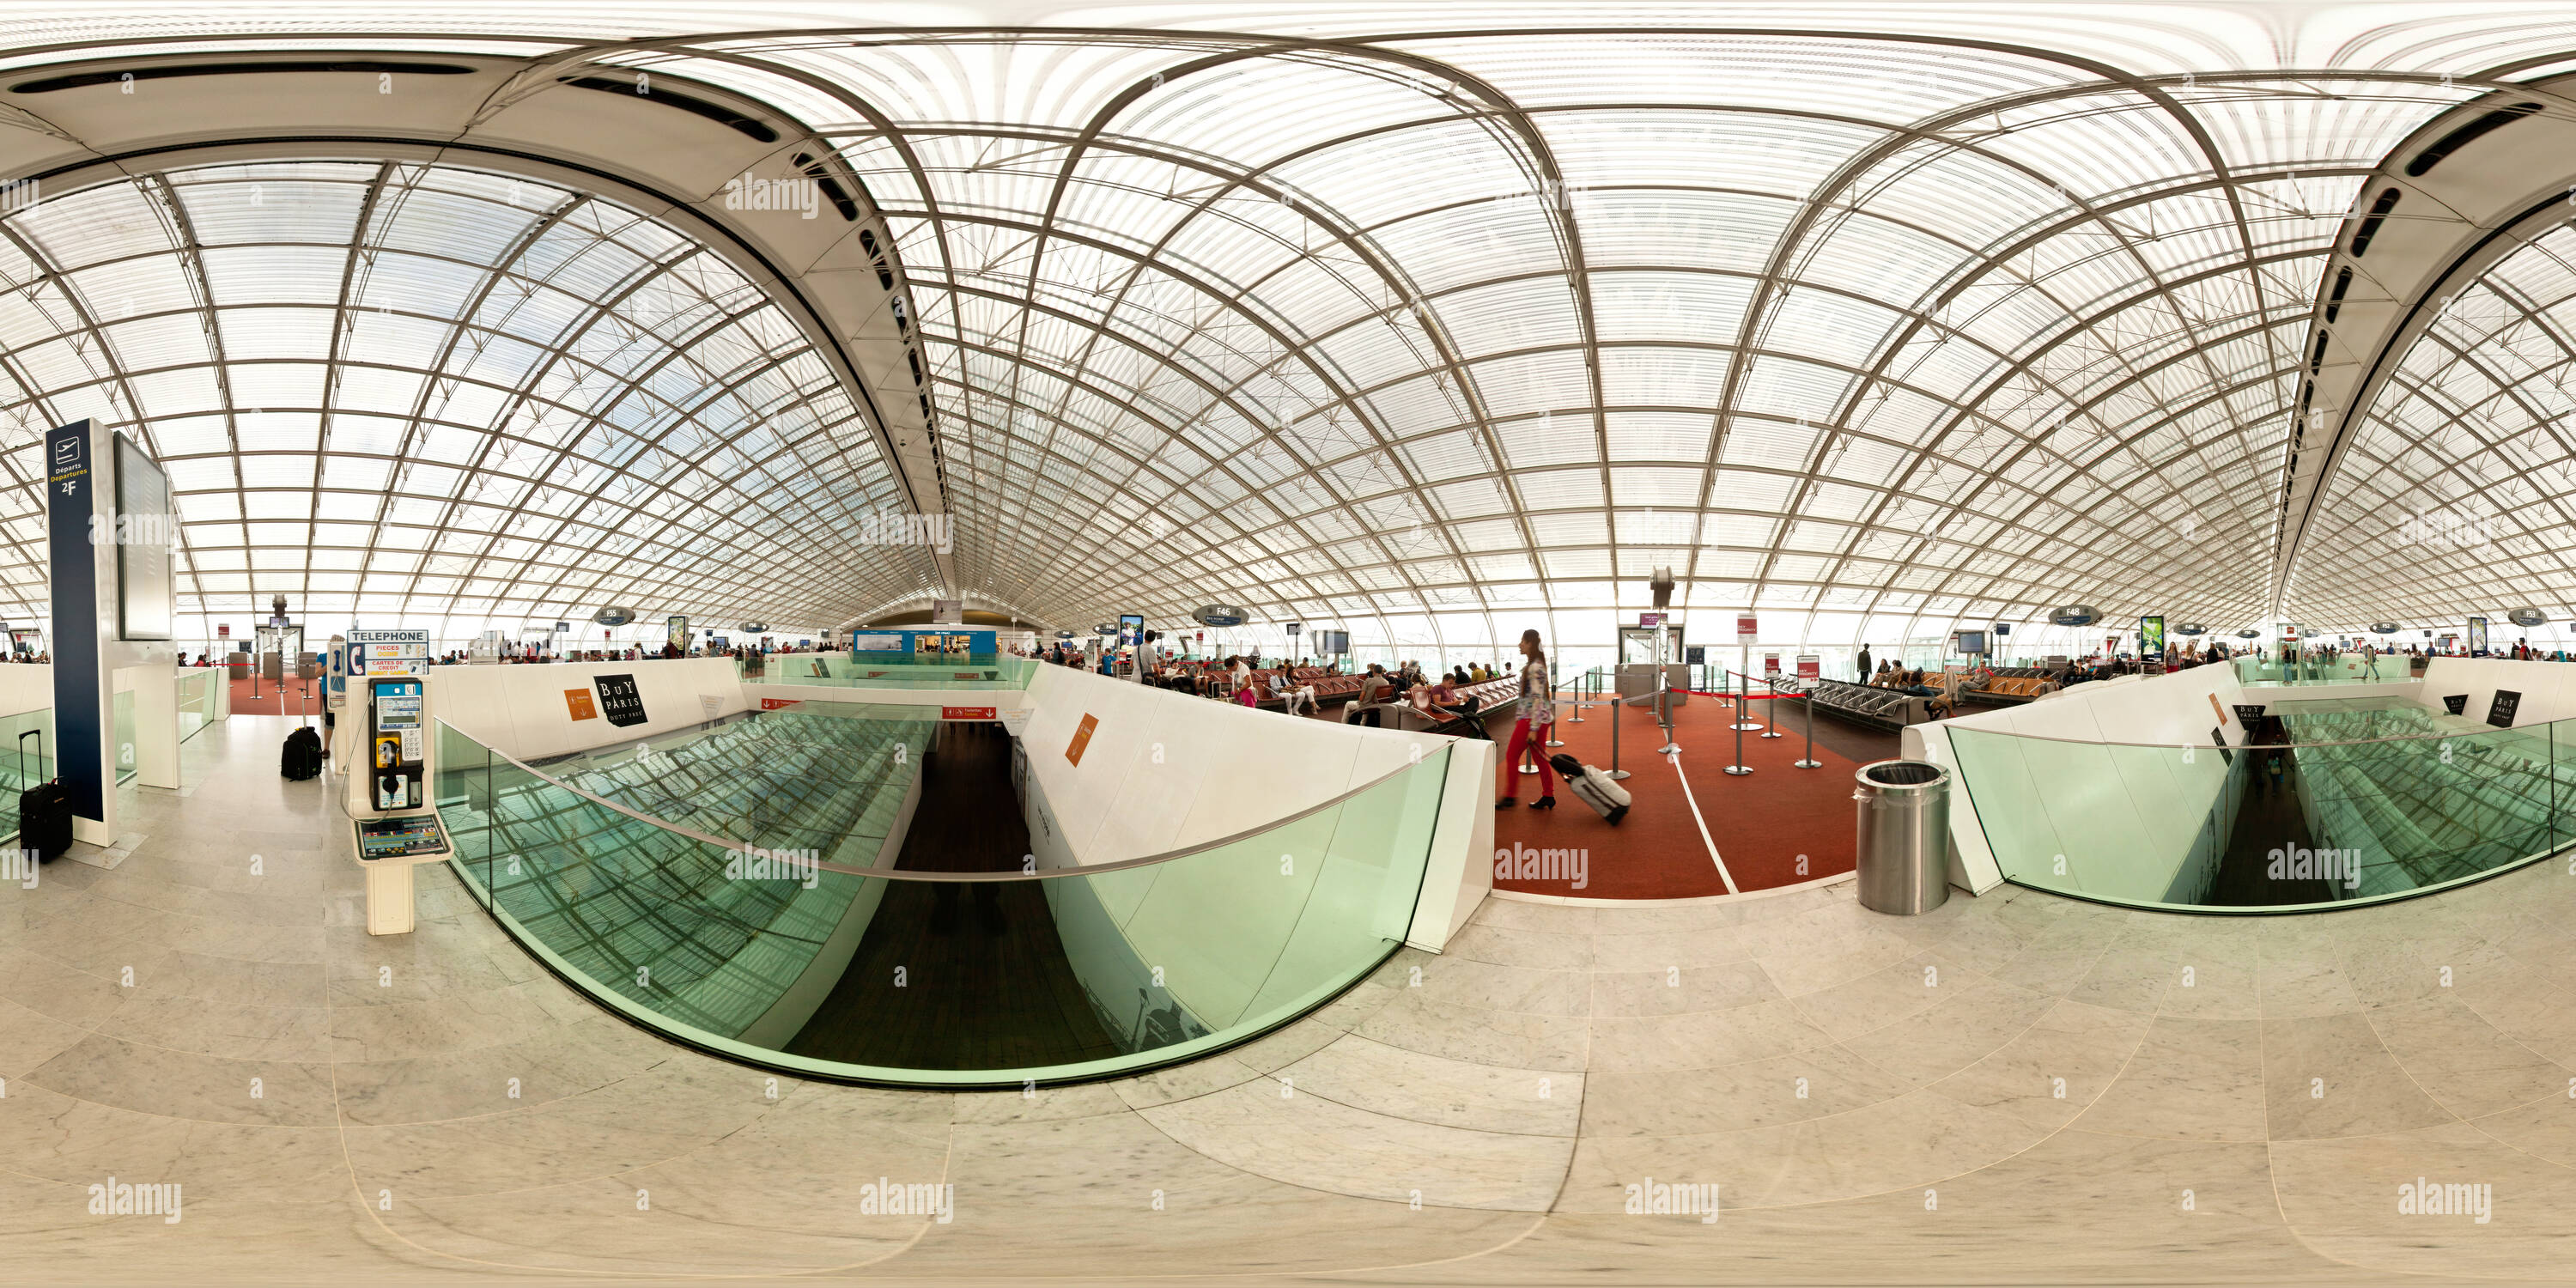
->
[1496, 628, 1556, 810]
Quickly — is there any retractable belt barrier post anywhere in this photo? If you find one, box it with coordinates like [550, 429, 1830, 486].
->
[1795, 675, 1822, 769]
[1760, 670, 1784, 738]
[1723, 667, 1753, 775]
[1607, 679, 1630, 781]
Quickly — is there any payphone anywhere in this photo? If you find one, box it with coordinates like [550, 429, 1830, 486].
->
[343, 671, 451, 934]
[368, 677, 426, 810]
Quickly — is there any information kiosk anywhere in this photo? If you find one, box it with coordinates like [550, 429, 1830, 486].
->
[340, 629, 448, 934]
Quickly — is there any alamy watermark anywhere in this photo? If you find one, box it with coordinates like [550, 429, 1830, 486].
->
[854, 511, 954, 554]
[2398, 1177, 2491, 1223]
[89, 512, 179, 548]
[1624, 1177, 1717, 1223]
[2268, 844, 2362, 890]
[88, 1176, 181, 1224]
[725, 846, 821, 890]
[1494, 842, 1588, 890]
[721, 173, 820, 220]
[859, 1178, 953, 1223]
[1, 847, 36, 890]
[2396, 507, 2495, 549]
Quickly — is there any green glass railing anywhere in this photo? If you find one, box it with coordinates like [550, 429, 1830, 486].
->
[744, 653, 1037, 690]
[175, 668, 216, 743]
[437, 715, 1446, 1086]
[1949, 708, 2576, 912]
[522, 702, 936, 862]
[2233, 655, 2424, 686]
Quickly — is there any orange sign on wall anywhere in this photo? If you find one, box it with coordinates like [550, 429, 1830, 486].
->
[760, 697, 801, 711]
[564, 689, 598, 721]
[2208, 692, 2227, 726]
[943, 706, 997, 720]
[1066, 713, 1099, 766]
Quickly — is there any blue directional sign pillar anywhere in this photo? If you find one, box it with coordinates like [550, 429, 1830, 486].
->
[46, 417, 181, 848]
[46, 419, 105, 829]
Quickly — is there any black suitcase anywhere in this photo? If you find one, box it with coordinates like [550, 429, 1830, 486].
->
[17, 729, 70, 860]
[281, 726, 323, 781]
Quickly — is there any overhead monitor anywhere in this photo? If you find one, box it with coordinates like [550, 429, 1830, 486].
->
[1953, 629, 1988, 655]
[112, 432, 173, 641]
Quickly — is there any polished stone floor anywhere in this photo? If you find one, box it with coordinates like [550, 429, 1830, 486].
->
[4, 714, 2573, 1284]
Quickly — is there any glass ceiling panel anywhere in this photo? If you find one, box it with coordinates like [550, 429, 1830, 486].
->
[0, 13, 2570, 646]
[0, 160, 920, 634]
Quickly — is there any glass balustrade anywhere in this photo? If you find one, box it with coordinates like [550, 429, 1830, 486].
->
[1949, 703, 2575, 912]
[748, 653, 1036, 690]
[435, 712, 1447, 1086]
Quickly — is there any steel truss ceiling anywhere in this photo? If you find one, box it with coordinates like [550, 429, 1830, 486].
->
[4, 8, 2576, 643]
[2293, 224, 2576, 628]
[0, 160, 921, 633]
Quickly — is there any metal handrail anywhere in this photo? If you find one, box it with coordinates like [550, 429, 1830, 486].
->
[1944, 711, 2564, 752]
[438, 717, 1445, 882]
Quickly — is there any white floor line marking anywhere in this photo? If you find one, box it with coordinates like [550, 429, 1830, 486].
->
[1667, 751, 1738, 895]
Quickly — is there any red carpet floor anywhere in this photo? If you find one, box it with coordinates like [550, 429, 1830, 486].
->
[225, 675, 326, 718]
[1484, 690, 1895, 900]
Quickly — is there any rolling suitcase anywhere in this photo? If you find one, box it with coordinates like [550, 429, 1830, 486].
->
[17, 729, 70, 860]
[1548, 752, 1631, 825]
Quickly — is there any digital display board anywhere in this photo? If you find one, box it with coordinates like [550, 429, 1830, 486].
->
[2139, 616, 2166, 656]
[1117, 613, 1144, 651]
[113, 432, 173, 641]
[2467, 616, 2488, 655]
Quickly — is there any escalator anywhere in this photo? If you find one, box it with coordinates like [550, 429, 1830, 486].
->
[784, 722, 1126, 1070]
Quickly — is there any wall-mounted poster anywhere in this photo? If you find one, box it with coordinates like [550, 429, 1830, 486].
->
[595, 674, 647, 727]
[2488, 690, 2522, 728]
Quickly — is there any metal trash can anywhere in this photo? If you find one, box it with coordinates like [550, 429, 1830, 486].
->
[1853, 760, 1952, 914]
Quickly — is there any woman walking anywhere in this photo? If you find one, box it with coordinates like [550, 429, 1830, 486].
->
[1497, 628, 1557, 810]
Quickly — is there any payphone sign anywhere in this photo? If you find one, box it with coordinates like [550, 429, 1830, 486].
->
[349, 629, 428, 678]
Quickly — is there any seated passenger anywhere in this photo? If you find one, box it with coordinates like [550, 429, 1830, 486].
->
[1269, 669, 1317, 716]
[1346, 664, 1398, 727]
[1426, 674, 1487, 738]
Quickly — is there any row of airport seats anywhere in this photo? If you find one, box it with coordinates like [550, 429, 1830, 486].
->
[1235, 666, 1520, 726]
[1790, 677, 1931, 731]
[1968, 666, 2060, 704]
[446, 707, 933, 1038]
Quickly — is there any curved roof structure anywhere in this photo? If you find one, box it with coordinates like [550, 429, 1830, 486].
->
[5, 3, 2576, 649]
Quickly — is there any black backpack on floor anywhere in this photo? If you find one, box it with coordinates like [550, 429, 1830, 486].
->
[17, 729, 70, 860]
[281, 726, 323, 781]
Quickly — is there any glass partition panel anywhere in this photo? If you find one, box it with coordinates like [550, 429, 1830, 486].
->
[762, 655, 1036, 690]
[435, 714, 1448, 1086]
[1951, 714, 2568, 913]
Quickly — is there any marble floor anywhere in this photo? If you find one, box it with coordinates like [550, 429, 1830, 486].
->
[4, 714, 2574, 1285]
